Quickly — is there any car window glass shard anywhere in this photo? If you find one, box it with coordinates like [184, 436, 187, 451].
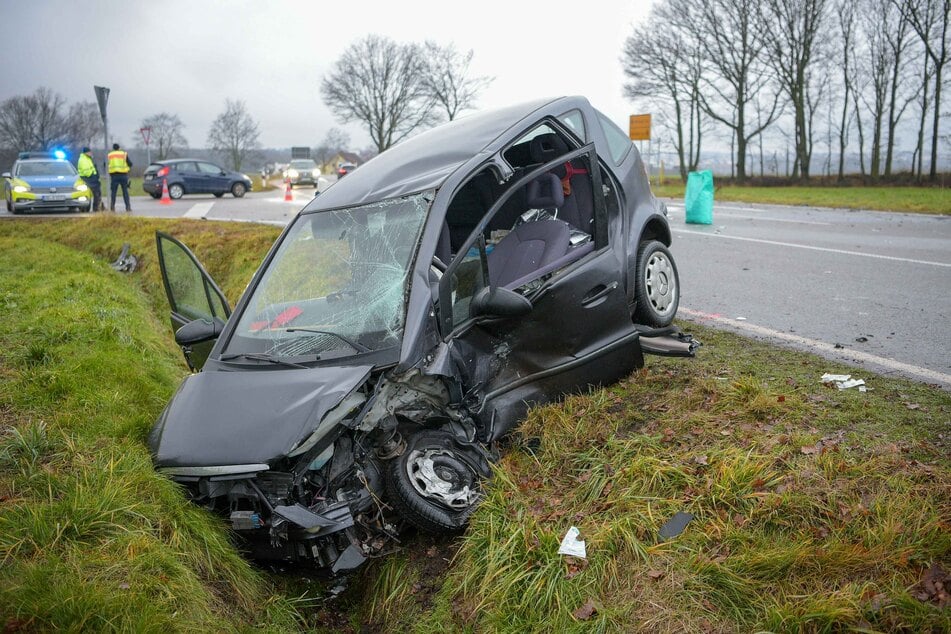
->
[227, 192, 432, 357]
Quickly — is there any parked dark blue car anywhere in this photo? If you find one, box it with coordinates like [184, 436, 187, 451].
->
[143, 159, 252, 199]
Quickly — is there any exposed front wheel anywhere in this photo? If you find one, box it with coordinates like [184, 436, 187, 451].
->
[633, 240, 680, 327]
[386, 429, 488, 534]
[168, 183, 185, 199]
[231, 182, 247, 198]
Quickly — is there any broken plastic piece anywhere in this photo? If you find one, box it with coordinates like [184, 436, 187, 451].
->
[658, 511, 693, 541]
[110, 243, 138, 273]
[558, 526, 587, 558]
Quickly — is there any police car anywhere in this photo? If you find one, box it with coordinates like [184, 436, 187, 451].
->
[2, 151, 91, 214]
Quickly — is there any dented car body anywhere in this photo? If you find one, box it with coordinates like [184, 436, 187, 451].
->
[149, 96, 697, 572]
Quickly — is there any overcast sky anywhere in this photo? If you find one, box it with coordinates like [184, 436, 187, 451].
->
[2, 0, 657, 150]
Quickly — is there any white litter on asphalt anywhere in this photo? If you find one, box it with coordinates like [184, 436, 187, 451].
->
[558, 526, 586, 558]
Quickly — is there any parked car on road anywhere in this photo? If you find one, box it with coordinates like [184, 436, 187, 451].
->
[283, 159, 321, 187]
[149, 96, 695, 574]
[143, 159, 252, 199]
[2, 152, 91, 214]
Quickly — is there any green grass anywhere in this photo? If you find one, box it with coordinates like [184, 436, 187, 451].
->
[355, 331, 951, 633]
[652, 183, 951, 214]
[0, 233, 302, 631]
[1, 217, 948, 632]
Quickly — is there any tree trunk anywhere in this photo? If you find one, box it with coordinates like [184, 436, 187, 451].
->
[928, 61, 943, 181]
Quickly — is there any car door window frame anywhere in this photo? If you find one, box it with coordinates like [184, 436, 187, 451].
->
[155, 231, 231, 324]
[438, 143, 606, 337]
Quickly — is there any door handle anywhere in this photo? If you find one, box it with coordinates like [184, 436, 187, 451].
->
[581, 281, 618, 306]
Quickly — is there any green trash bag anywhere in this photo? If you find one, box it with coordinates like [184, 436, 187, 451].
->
[684, 170, 714, 224]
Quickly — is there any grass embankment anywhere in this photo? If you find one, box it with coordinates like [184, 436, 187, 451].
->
[0, 218, 291, 631]
[0, 217, 948, 631]
[652, 183, 951, 214]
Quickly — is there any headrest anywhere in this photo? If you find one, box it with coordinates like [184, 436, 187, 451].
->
[526, 172, 564, 209]
[529, 133, 571, 164]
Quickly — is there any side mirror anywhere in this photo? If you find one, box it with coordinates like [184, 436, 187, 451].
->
[470, 287, 532, 319]
[175, 318, 223, 346]
[1, 172, 10, 179]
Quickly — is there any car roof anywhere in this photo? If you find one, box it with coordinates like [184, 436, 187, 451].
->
[304, 96, 577, 211]
[14, 158, 76, 170]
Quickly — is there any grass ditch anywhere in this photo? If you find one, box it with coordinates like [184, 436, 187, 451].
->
[652, 183, 951, 214]
[1, 216, 948, 631]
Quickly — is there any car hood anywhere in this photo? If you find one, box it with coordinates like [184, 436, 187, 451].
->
[150, 364, 372, 468]
[22, 175, 76, 188]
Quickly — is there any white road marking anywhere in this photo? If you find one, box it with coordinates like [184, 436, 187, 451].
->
[666, 204, 831, 226]
[184, 202, 214, 219]
[673, 229, 951, 268]
[679, 307, 951, 387]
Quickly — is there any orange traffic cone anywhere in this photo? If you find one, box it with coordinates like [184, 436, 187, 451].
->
[160, 178, 172, 205]
[283, 178, 293, 202]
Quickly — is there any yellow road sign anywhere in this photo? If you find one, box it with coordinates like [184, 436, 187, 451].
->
[629, 114, 651, 141]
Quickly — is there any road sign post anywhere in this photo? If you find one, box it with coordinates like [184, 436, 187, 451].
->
[94, 86, 110, 191]
[140, 126, 152, 166]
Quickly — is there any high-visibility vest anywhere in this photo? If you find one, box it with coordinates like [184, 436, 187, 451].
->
[107, 150, 129, 174]
[77, 153, 97, 178]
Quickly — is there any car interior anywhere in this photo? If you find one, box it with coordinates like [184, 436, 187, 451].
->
[439, 123, 601, 295]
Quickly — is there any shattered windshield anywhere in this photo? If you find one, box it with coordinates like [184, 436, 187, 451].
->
[226, 191, 432, 359]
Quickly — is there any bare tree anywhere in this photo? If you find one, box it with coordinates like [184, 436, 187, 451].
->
[66, 101, 103, 151]
[321, 35, 437, 152]
[904, 0, 950, 180]
[764, 0, 830, 179]
[697, 0, 782, 180]
[137, 113, 188, 160]
[836, 0, 857, 180]
[857, 0, 893, 179]
[0, 87, 74, 151]
[312, 127, 351, 166]
[421, 42, 493, 121]
[622, 0, 705, 181]
[207, 99, 260, 171]
[884, 2, 918, 176]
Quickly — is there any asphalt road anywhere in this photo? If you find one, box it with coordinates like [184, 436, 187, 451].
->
[3, 189, 949, 389]
[662, 199, 951, 389]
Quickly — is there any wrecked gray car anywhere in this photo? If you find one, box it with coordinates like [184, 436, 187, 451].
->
[149, 96, 698, 573]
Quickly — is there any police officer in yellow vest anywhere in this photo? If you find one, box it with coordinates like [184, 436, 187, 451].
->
[77, 147, 103, 212]
[107, 142, 133, 212]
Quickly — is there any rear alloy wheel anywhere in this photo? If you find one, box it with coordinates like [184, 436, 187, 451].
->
[387, 429, 488, 534]
[213, 192, 224, 198]
[150, 192, 161, 199]
[231, 182, 247, 198]
[168, 183, 185, 200]
[633, 240, 680, 327]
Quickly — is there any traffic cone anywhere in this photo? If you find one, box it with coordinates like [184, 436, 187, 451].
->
[283, 178, 293, 202]
[160, 178, 172, 206]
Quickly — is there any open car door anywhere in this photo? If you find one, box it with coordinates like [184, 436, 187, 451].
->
[155, 231, 231, 371]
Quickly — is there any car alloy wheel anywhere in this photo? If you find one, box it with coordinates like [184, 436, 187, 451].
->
[633, 240, 680, 327]
[231, 182, 247, 198]
[168, 183, 185, 199]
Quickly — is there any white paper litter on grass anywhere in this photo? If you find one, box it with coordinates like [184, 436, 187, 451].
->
[821, 373, 851, 383]
[837, 378, 866, 390]
[558, 526, 587, 558]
